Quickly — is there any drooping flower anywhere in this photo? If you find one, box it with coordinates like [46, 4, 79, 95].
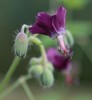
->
[46, 48, 79, 85]
[47, 48, 71, 71]
[29, 6, 68, 55]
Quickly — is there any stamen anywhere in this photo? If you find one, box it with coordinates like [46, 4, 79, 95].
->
[57, 35, 68, 56]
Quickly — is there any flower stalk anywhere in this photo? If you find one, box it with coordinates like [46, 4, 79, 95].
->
[0, 24, 30, 93]
[0, 75, 34, 100]
[0, 56, 20, 93]
[21, 81, 35, 100]
[29, 36, 47, 65]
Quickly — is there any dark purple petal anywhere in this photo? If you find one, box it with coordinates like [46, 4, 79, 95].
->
[29, 6, 67, 38]
[47, 48, 70, 71]
[37, 12, 53, 32]
[52, 6, 66, 34]
[29, 12, 54, 36]
[29, 23, 48, 35]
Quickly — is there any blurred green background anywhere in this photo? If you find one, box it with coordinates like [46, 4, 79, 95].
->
[0, 0, 92, 100]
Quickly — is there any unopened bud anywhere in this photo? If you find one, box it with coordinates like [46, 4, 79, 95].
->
[29, 57, 42, 66]
[47, 62, 54, 72]
[28, 65, 43, 78]
[14, 32, 28, 58]
[40, 68, 54, 88]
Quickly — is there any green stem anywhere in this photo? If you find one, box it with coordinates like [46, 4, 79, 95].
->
[0, 75, 32, 100]
[0, 79, 19, 100]
[0, 56, 20, 93]
[39, 42, 47, 64]
[29, 36, 47, 64]
[22, 81, 35, 100]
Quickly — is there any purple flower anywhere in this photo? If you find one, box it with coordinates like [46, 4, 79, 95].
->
[52, 7, 66, 35]
[47, 48, 79, 86]
[29, 7, 68, 55]
[47, 48, 71, 71]
[29, 6, 66, 37]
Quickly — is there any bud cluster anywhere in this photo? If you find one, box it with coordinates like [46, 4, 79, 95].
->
[39, 68, 54, 88]
[28, 57, 54, 88]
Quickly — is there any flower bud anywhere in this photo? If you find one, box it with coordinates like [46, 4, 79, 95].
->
[28, 65, 43, 78]
[40, 68, 54, 88]
[47, 62, 54, 72]
[29, 57, 42, 66]
[14, 32, 28, 58]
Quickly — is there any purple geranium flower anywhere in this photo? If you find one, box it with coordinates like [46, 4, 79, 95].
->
[47, 48, 79, 86]
[29, 6, 66, 37]
[46, 48, 71, 71]
[29, 6, 68, 56]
